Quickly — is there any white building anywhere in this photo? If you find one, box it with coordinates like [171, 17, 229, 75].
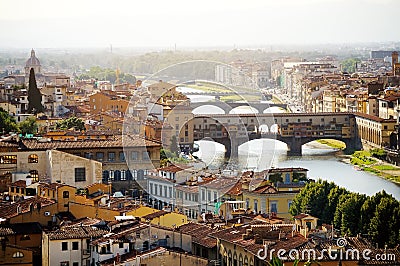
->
[42, 225, 107, 266]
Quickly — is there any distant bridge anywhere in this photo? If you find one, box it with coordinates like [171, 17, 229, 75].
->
[189, 101, 288, 114]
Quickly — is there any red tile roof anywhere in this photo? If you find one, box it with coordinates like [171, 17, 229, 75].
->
[227, 181, 242, 196]
[21, 134, 160, 150]
[0, 196, 56, 219]
[157, 164, 191, 173]
[142, 210, 168, 220]
[10, 180, 27, 188]
[178, 223, 217, 248]
[252, 185, 277, 194]
[355, 112, 396, 122]
[46, 225, 108, 240]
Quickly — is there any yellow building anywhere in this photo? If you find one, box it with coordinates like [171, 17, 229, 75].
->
[163, 104, 194, 153]
[127, 205, 188, 228]
[89, 91, 129, 115]
[37, 183, 76, 212]
[240, 185, 298, 219]
[0, 244, 33, 266]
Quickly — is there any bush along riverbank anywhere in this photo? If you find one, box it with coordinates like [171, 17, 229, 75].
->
[315, 140, 400, 184]
[350, 149, 400, 184]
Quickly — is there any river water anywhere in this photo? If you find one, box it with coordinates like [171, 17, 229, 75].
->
[193, 134, 400, 200]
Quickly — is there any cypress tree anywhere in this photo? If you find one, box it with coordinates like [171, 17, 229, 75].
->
[27, 68, 44, 114]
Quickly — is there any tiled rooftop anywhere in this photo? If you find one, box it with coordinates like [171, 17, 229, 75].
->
[20, 134, 160, 150]
[142, 210, 168, 220]
[177, 222, 217, 248]
[0, 196, 56, 219]
[46, 225, 108, 240]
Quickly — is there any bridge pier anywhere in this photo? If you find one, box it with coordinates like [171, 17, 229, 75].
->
[343, 138, 363, 154]
[286, 137, 303, 156]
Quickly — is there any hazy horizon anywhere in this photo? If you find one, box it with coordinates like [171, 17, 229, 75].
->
[1, 0, 399, 50]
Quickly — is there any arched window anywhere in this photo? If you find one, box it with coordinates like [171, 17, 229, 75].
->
[12, 251, 24, 258]
[228, 250, 232, 266]
[244, 256, 248, 266]
[28, 154, 38, 163]
[121, 170, 126, 181]
[63, 191, 69, 199]
[233, 252, 238, 266]
[114, 170, 121, 181]
[239, 254, 243, 266]
[109, 170, 114, 181]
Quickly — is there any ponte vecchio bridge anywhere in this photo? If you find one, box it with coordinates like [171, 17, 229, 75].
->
[191, 112, 364, 156]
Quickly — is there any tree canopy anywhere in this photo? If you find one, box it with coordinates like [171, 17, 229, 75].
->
[290, 180, 400, 248]
[340, 58, 361, 73]
[78, 66, 136, 84]
[55, 117, 85, 131]
[18, 116, 38, 135]
[0, 107, 18, 134]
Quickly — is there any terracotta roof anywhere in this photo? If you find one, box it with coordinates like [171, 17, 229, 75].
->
[177, 223, 217, 248]
[91, 221, 149, 245]
[355, 112, 396, 122]
[46, 225, 108, 240]
[0, 196, 56, 219]
[252, 185, 277, 194]
[142, 210, 168, 220]
[157, 164, 191, 173]
[227, 181, 242, 196]
[294, 213, 316, 220]
[21, 134, 160, 150]
[0, 141, 19, 148]
[209, 224, 308, 258]
[38, 182, 68, 190]
[176, 185, 199, 193]
[200, 176, 239, 191]
[10, 180, 27, 188]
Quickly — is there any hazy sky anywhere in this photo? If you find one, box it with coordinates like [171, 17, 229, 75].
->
[0, 0, 399, 49]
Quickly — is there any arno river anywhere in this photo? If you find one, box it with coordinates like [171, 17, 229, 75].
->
[194, 139, 400, 200]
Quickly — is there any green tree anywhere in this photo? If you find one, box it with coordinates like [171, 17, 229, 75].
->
[290, 180, 336, 224]
[0, 107, 18, 134]
[56, 117, 85, 131]
[269, 173, 283, 184]
[292, 172, 307, 182]
[360, 191, 389, 233]
[368, 195, 400, 248]
[334, 193, 366, 236]
[322, 186, 348, 225]
[18, 116, 38, 135]
[341, 58, 361, 73]
[27, 68, 44, 114]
